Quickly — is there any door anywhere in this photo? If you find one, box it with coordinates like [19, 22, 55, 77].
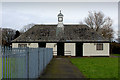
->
[38, 42, 46, 48]
[57, 43, 64, 56]
[76, 43, 83, 56]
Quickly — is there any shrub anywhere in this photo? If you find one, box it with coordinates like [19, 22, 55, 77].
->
[110, 42, 120, 54]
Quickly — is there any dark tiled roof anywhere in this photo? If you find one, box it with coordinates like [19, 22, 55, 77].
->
[12, 24, 109, 42]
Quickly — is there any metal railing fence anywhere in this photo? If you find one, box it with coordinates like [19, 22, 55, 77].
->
[2, 47, 53, 79]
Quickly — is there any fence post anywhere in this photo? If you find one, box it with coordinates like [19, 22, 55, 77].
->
[26, 47, 29, 79]
[7, 47, 8, 78]
[2, 47, 4, 79]
[43, 48, 44, 70]
[5, 47, 6, 78]
[38, 48, 39, 77]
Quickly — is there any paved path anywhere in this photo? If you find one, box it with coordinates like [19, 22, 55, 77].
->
[39, 58, 85, 79]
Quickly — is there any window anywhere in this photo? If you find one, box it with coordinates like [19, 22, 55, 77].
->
[96, 43, 103, 50]
[18, 44, 27, 48]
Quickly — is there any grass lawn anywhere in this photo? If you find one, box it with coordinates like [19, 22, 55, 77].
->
[70, 57, 118, 78]
[111, 54, 120, 56]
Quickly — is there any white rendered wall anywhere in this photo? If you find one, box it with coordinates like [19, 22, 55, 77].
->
[46, 43, 57, 56]
[64, 43, 76, 56]
[83, 43, 109, 56]
[12, 43, 18, 48]
[12, 43, 38, 48]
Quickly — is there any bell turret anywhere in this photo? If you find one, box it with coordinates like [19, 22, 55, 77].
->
[57, 10, 64, 27]
[56, 10, 64, 37]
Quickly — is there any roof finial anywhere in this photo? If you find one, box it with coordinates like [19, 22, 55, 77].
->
[58, 10, 63, 16]
[60, 10, 61, 13]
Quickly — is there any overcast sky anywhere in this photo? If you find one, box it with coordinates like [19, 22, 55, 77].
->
[2, 2, 118, 37]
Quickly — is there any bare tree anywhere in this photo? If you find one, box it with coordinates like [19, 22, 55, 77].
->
[2, 28, 16, 46]
[101, 25, 114, 40]
[20, 23, 35, 33]
[114, 32, 120, 43]
[84, 11, 114, 39]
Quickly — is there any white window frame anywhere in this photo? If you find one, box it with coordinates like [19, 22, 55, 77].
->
[96, 43, 103, 50]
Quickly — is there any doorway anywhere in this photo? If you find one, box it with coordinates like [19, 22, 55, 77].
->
[38, 42, 46, 48]
[57, 43, 64, 56]
[76, 43, 83, 56]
